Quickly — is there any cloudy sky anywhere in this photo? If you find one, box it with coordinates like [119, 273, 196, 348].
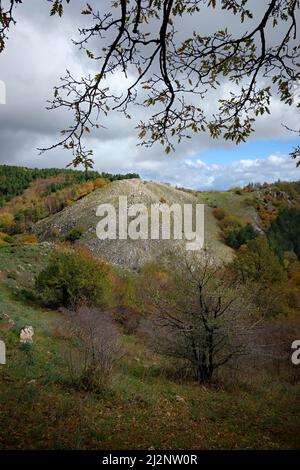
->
[0, 0, 299, 190]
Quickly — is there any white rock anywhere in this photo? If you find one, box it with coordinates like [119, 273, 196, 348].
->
[175, 395, 185, 403]
[20, 326, 34, 344]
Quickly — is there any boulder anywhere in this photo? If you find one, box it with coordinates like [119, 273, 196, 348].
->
[20, 326, 34, 344]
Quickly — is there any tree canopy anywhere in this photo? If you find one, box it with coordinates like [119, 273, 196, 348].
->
[0, 0, 299, 167]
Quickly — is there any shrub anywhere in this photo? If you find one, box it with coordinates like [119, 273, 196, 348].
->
[159, 196, 167, 204]
[229, 187, 243, 195]
[35, 246, 114, 309]
[65, 225, 85, 243]
[0, 212, 14, 232]
[19, 342, 33, 353]
[114, 274, 141, 334]
[65, 305, 124, 392]
[225, 224, 258, 249]
[50, 226, 61, 239]
[19, 234, 38, 244]
[93, 178, 108, 189]
[213, 208, 254, 249]
[18, 288, 36, 303]
[212, 207, 228, 221]
[219, 215, 243, 232]
[0, 232, 14, 243]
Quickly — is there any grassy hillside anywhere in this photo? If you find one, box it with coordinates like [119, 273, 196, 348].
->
[197, 190, 257, 220]
[0, 245, 299, 449]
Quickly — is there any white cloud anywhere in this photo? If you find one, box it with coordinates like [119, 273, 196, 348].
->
[239, 159, 261, 169]
[138, 153, 299, 190]
[0, 0, 299, 191]
[268, 155, 285, 165]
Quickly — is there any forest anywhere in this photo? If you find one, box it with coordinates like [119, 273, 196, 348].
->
[0, 165, 140, 235]
[0, 165, 140, 206]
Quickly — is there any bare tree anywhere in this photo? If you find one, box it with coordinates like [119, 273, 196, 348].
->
[0, 0, 299, 167]
[64, 305, 124, 391]
[140, 250, 259, 383]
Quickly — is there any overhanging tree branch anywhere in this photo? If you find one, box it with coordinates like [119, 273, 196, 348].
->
[0, 0, 299, 168]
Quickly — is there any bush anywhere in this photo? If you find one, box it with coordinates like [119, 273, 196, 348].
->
[212, 207, 228, 221]
[114, 274, 141, 334]
[225, 224, 258, 249]
[0, 232, 14, 243]
[65, 225, 85, 243]
[0, 212, 14, 232]
[93, 178, 108, 189]
[35, 246, 114, 309]
[219, 215, 243, 232]
[229, 187, 243, 195]
[18, 288, 37, 303]
[159, 196, 167, 204]
[19, 234, 38, 244]
[65, 306, 124, 392]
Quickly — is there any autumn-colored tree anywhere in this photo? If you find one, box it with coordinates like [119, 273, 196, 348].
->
[35, 245, 115, 309]
[231, 237, 285, 284]
[139, 250, 257, 383]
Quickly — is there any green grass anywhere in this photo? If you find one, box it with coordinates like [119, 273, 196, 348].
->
[0, 243, 51, 288]
[0, 245, 300, 449]
[197, 191, 257, 220]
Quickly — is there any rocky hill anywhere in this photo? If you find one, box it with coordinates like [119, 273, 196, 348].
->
[34, 178, 261, 269]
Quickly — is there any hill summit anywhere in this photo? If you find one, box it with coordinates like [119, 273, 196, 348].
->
[35, 178, 236, 269]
